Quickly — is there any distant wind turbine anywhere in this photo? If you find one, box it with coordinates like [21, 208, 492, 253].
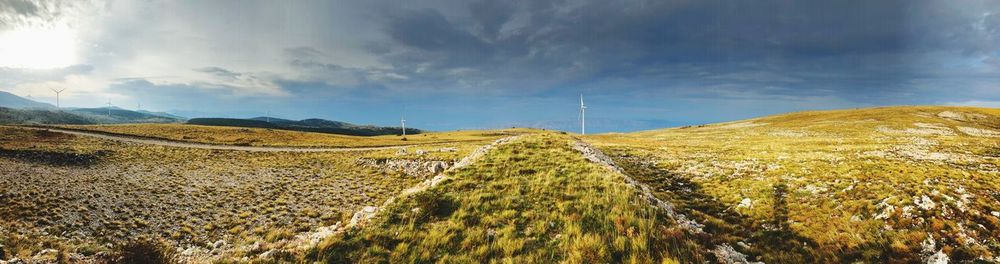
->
[400, 112, 407, 137]
[579, 94, 586, 135]
[106, 98, 113, 118]
[50, 88, 66, 109]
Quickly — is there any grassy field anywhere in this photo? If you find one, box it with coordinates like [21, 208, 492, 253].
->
[54, 123, 521, 148]
[2, 106, 997, 263]
[585, 106, 1000, 262]
[0, 126, 498, 262]
[309, 133, 702, 263]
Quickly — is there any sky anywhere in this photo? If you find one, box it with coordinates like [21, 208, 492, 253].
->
[0, 0, 998, 133]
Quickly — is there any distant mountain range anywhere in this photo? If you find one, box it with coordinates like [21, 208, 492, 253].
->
[188, 117, 421, 136]
[0, 90, 418, 136]
[0, 91, 185, 124]
[0, 91, 55, 109]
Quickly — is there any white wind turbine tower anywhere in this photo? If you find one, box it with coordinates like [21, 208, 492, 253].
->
[400, 112, 407, 137]
[579, 94, 587, 135]
[50, 88, 66, 109]
[106, 98, 113, 118]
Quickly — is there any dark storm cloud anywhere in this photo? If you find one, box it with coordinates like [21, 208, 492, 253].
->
[5, 0, 997, 131]
[361, 0, 999, 103]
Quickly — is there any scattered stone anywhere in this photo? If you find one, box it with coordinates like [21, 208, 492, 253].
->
[415, 149, 427, 155]
[874, 199, 895, 220]
[803, 184, 827, 194]
[927, 250, 949, 264]
[32, 249, 58, 261]
[357, 158, 451, 177]
[258, 249, 277, 259]
[428, 161, 447, 175]
[737, 198, 753, 209]
[349, 206, 379, 226]
[915, 195, 936, 211]
[957, 126, 1000, 137]
[712, 244, 763, 264]
[991, 211, 999, 217]
[212, 240, 226, 249]
[438, 147, 457, 152]
[180, 246, 207, 257]
[921, 235, 937, 256]
[937, 111, 966, 121]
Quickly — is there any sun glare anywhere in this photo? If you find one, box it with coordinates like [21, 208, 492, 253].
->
[0, 25, 78, 69]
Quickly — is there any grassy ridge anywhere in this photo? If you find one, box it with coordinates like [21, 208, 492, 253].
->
[311, 134, 689, 263]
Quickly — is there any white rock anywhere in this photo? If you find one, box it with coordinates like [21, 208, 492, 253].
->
[937, 111, 966, 121]
[921, 235, 936, 256]
[349, 206, 379, 226]
[712, 244, 763, 264]
[926, 250, 948, 264]
[259, 249, 277, 259]
[991, 211, 999, 217]
[32, 249, 58, 260]
[737, 198, 752, 209]
[915, 195, 936, 211]
[438, 147, 457, 152]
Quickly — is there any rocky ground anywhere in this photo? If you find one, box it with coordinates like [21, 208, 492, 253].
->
[0, 126, 478, 263]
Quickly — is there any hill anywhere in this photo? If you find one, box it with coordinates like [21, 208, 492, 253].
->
[69, 107, 185, 123]
[0, 91, 55, 109]
[0, 106, 185, 125]
[188, 117, 420, 136]
[0, 107, 94, 124]
[586, 106, 1000, 262]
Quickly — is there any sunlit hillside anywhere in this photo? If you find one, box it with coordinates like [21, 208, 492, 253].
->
[586, 106, 1000, 262]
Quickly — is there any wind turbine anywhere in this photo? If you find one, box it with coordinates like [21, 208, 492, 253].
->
[106, 98, 113, 118]
[400, 112, 407, 137]
[50, 88, 66, 109]
[579, 94, 586, 135]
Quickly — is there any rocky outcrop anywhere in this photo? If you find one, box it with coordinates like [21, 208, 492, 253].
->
[713, 244, 764, 264]
[356, 159, 449, 177]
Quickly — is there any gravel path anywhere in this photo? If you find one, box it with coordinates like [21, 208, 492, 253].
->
[10, 126, 411, 152]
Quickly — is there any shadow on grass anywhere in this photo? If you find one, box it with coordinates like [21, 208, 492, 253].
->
[611, 153, 824, 263]
[0, 148, 110, 167]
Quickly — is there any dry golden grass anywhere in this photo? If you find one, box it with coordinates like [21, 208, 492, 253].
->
[312, 134, 686, 263]
[585, 106, 1000, 262]
[55, 123, 525, 148]
[0, 126, 492, 262]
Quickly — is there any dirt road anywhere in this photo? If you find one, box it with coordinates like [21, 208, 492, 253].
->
[12, 126, 410, 152]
